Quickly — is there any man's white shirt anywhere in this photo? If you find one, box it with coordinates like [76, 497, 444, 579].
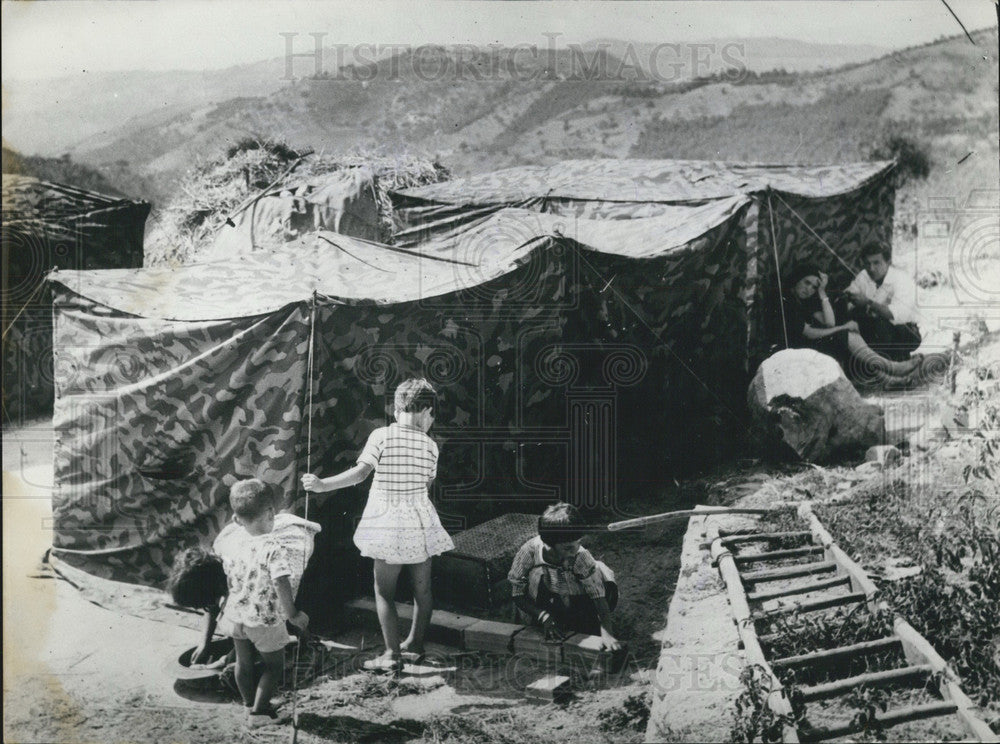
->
[846, 265, 919, 326]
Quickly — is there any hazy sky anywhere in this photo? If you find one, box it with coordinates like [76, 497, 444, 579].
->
[2, 0, 997, 79]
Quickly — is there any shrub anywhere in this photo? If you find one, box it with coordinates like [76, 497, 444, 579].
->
[867, 133, 931, 186]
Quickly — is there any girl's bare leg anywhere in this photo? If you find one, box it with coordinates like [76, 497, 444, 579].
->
[401, 559, 433, 655]
[373, 559, 403, 659]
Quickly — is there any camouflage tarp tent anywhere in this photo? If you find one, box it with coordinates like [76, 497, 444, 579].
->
[47, 158, 895, 594]
[2, 175, 151, 422]
[392, 159, 897, 362]
[203, 167, 380, 259]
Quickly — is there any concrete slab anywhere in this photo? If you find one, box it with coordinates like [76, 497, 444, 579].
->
[645, 508, 754, 743]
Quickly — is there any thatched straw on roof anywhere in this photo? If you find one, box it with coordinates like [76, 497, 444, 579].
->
[144, 138, 448, 266]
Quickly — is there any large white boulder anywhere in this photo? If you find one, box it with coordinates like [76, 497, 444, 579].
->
[748, 349, 885, 462]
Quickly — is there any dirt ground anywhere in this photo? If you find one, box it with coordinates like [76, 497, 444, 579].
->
[2, 422, 685, 744]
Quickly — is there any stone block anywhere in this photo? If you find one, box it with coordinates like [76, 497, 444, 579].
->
[525, 674, 571, 702]
[425, 609, 478, 647]
[463, 619, 522, 653]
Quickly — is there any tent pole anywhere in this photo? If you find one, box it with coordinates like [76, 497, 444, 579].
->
[304, 290, 317, 521]
[767, 190, 790, 349]
[291, 290, 318, 744]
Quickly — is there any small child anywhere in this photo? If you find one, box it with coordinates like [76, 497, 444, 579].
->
[301, 377, 454, 670]
[166, 547, 230, 668]
[213, 479, 311, 727]
[508, 502, 621, 651]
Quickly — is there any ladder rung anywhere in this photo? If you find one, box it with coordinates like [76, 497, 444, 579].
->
[754, 591, 867, 619]
[721, 531, 813, 545]
[747, 575, 851, 603]
[733, 546, 825, 565]
[806, 701, 958, 741]
[772, 636, 902, 668]
[800, 664, 933, 701]
[741, 561, 837, 583]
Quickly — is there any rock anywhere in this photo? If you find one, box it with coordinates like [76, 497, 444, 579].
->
[749, 349, 885, 463]
[865, 445, 901, 469]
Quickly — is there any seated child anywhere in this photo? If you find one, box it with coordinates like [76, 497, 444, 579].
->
[213, 479, 312, 727]
[508, 502, 622, 651]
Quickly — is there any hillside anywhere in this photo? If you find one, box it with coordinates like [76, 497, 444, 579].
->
[0, 147, 150, 200]
[7, 29, 997, 218]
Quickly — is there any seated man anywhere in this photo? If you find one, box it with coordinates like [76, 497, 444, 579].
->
[844, 243, 921, 361]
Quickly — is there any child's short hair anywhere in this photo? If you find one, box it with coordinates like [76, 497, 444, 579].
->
[166, 547, 227, 609]
[538, 502, 586, 547]
[229, 478, 273, 520]
[394, 377, 437, 414]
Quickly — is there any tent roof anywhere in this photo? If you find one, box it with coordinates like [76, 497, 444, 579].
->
[49, 196, 749, 320]
[2, 174, 149, 222]
[395, 159, 896, 205]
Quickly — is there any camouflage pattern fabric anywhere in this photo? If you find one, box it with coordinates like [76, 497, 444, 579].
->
[393, 159, 893, 217]
[2, 175, 149, 423]
[750, 178, 896, 363]
[47, 159, 895, 588]
[51, 289, 309, 584]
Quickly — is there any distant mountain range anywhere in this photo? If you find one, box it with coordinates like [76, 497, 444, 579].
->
[3, 29, 996, 210]
[4, 37, 887, 158]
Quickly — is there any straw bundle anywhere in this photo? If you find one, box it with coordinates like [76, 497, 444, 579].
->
[145, 138, 448, 266]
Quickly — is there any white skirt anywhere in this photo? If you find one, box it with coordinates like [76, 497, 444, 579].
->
[353, 489, 455, 564]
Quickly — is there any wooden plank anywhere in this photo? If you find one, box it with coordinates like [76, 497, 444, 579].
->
[806, 701, 958, 741]
[771, 637, 901, 669]
[721, 531, 813, 545]
[753, 591, 866, 619]
[800, 665, 933, 701]
[733, 546, 825, 565]
[746, 575, 851, 603]
[740, 561, 837, 583]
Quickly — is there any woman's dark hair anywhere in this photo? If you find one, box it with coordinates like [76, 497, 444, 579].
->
[538, 502, 586, 547]
[166, 547, 228, 609]
[783, 263, 823, 293]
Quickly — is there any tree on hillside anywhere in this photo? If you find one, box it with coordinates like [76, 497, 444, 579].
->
[867, 132, 931, 187]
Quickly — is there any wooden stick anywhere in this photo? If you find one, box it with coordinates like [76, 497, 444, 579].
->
[754, 591, 867, 619]
[746, 575, 851, 603]
[732, 546, 824, 565]
[806, 701, 958, 741]
[741, 561, 838, 584]
[721, 531, 813, 545]
[800, 665, 933, 702]
[770, 637, 901, 669]
[607, 507, 785, 531]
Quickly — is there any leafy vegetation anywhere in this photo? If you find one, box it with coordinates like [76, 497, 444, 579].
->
[729, 664, 806, 743]
[867, 132, 932, 187]
[598, 692, 651, 734]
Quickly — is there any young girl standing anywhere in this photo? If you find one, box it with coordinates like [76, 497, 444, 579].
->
[301, 378, 454, 669]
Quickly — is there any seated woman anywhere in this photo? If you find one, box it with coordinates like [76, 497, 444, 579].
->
[777, 264, 926, 386]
